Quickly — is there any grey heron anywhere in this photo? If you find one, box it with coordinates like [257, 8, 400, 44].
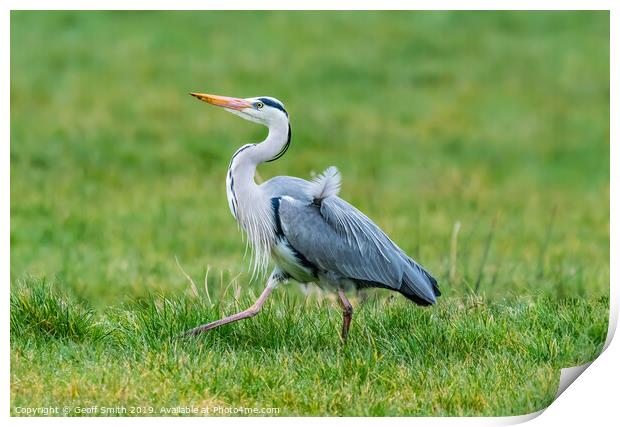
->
[185, 93, 440, 341]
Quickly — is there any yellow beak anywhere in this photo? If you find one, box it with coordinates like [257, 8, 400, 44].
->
[190, 92, 252, 111]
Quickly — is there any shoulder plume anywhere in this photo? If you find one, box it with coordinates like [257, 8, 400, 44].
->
[310, 166, 342, 203]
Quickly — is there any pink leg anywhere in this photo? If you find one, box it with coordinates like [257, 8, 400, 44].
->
[338, 289, 353, 343]
[183, 284, 275, 337]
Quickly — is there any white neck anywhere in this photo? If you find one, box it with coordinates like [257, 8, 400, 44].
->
[225, 113, 290, 276]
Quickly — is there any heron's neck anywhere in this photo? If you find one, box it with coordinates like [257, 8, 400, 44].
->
[225, 115, 291, 275]
[227, 115, 291, 210]
[255, 114, 291, 165]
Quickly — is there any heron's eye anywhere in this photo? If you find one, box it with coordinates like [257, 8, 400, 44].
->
[255, 102, 264, 110]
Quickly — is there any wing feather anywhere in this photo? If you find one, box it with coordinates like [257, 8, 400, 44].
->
[309, 166, 342, 201]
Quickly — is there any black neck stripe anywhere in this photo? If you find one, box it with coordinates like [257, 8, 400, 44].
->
[266, 124, 291, 163]
[228, 144, 253, 169]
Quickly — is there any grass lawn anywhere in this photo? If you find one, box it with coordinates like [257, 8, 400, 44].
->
[10, 11, 609, 416]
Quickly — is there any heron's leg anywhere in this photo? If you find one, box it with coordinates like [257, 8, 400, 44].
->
[337, 289, 353, 343]
[183, 271, 282, 337]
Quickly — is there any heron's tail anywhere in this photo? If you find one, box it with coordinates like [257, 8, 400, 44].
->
[398, 259, 441, 306]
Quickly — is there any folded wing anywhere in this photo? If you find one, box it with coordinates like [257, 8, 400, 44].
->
[276, 167, 439, 305]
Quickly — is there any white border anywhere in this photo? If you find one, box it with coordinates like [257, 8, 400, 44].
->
[3, 2, 616, 426]
[0, 1, 617, 11]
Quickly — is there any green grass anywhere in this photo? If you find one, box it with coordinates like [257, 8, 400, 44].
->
[10, 280, 608, 416]
[10, 11, 609, 416]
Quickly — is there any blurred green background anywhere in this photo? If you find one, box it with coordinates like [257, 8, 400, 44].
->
[11, 11, 609, 304]
[10, 11, 610, 417]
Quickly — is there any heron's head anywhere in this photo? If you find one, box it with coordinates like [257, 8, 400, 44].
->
[190, 92, 288, 126]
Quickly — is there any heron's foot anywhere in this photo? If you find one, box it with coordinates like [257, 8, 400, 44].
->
[181, 307, 259, 338]
[181, 320, 227, 337]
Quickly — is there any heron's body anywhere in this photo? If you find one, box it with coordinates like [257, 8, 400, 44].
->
[185, 93, 440, 341]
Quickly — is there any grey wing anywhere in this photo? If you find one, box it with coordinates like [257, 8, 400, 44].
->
[277, 195, 439, 305]
[260, 176, 313, 202]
